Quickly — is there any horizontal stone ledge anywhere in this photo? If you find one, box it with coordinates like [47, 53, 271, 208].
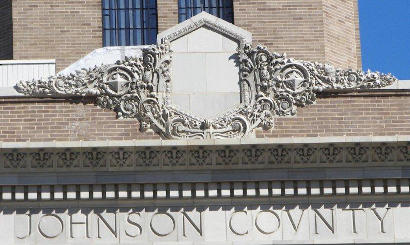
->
[0, 135, 409, 148]
[0, 178, 409, 202]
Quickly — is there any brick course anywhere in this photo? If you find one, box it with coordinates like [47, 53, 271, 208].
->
[0, 98, 159, 142]
[0, 0, 13, 59]
[12, 0, 102, 71]
[257, 92, 410, 138]
[157, 0, 179, 33]
[323, 0, 361, 69]
[233, 0, 361, 69]
[234, 0, 326, 65]
[0, 93, 409, 142]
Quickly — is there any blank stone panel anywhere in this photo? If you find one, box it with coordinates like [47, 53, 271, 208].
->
[169, 26, 241, 119]
[187, 27, 224, 52]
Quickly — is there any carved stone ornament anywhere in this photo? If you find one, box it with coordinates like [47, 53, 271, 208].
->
[15, 25, 397, 140]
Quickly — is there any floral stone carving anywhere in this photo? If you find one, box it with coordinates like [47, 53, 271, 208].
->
[15, 42, 397, 139]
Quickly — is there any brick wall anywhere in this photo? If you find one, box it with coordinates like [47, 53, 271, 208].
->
[0, 98, 159, 142]
[0, 0, 13, 60]
[353, 0, 362, 68]
[0, 93, 409, 142]
[323, 0, 361, 69]
[12, 0, 102, 71]
[157, 0, 179, 33]
[233, 0, 361, 70]
[257, 92, 410, 138]
[233, 0, 326, 65]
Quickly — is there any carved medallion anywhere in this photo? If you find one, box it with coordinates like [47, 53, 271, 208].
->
[103, 66, 134, 96]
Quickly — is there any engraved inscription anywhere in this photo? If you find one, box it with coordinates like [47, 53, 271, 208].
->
[9, 206, 402, 243]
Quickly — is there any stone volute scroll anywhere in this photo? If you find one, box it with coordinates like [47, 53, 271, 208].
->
[15, 12, 397, 139]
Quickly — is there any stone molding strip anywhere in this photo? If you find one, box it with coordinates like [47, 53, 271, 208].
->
[0, 178, 409, 202]
[0, 139, 408, 172]
[1, 135, 409, 148]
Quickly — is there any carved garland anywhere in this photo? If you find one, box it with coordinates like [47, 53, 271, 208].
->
[16, 43, 397, 139]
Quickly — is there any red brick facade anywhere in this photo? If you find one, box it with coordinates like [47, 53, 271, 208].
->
[3, 0, 361, 71]
[1, 92, 409, 142]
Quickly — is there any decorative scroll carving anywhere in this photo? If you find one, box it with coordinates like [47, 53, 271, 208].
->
[238, 44, 397, 119]
[16, 42, 397, 139]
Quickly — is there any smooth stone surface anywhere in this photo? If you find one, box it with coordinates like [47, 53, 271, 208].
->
[169, 27, 241, 119]
[58, 46, 147, 76]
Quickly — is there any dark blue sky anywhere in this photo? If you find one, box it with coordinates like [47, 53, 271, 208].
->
[359, 0, 409, 80]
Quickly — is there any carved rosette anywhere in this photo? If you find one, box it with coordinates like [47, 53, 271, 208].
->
[16, 43, 397, 139]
